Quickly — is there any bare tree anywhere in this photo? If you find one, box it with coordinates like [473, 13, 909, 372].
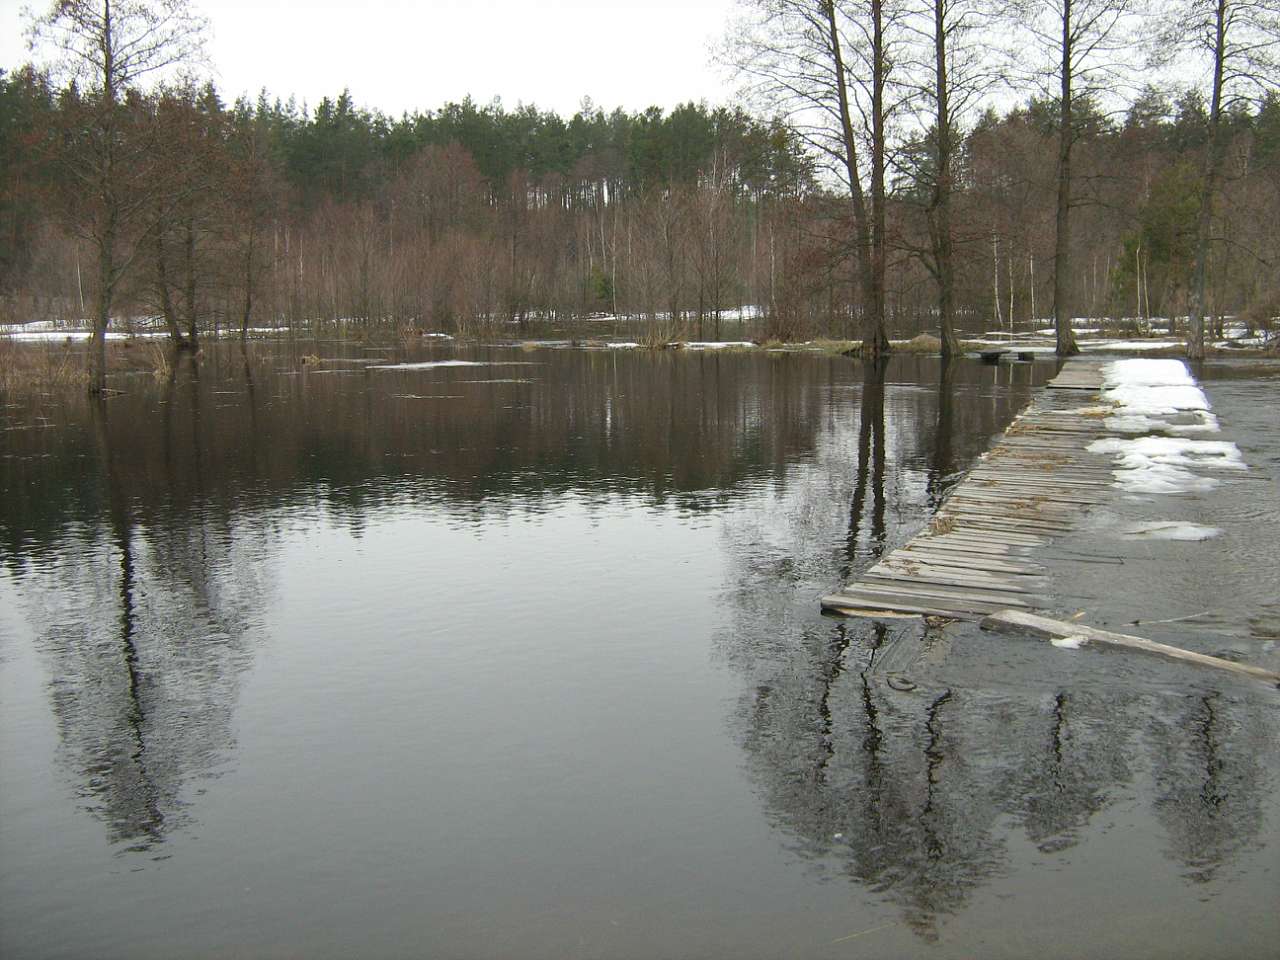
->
[727, 0, 902, 358]
[26, 0, 207, 391]
[899, 0, 992, 355]
[1007, 0, 1141, 356]
[1156, 0, 1280, 359]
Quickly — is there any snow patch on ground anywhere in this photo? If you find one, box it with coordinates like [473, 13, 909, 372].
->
[1081, 339, 1182, 352]
[372, 360, 539, 371]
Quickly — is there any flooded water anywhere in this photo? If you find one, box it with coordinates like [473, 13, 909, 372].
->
[1, 342, 1276, 959]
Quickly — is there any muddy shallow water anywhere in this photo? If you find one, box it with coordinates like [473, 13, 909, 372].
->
[1, 342, 1276, 959]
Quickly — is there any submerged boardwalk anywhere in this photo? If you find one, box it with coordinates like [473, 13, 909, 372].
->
[822, 358, 1114, 620]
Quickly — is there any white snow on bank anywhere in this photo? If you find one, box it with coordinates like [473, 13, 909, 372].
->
[682, 341, 756, 350]
[1, 329, 166, 342]
[1080, 339, 1182, 352]
[1119, 521, 1222, 541]
[372, 360, 538, 371]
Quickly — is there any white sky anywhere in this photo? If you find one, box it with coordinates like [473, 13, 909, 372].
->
[2, 0, 742, 117]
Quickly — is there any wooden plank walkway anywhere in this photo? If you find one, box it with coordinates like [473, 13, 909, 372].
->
[822, 359, 1112, 619]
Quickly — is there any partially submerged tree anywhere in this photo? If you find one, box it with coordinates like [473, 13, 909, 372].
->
[727, 0, 901, 358]
[1007, 0, 1142, 356]
[26, 0, 207, 391]
[899, 0, 992, 356]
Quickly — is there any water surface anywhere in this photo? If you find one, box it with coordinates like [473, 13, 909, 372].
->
[1, 343, 1276, 959]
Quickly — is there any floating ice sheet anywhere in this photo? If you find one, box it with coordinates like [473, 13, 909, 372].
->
[1119, 522, 1222, 541]
[1088, 436, 1245, 494]
[1051, 634, 1089, 649]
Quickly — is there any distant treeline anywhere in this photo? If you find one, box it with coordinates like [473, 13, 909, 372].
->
[2, 68, 1278, 340]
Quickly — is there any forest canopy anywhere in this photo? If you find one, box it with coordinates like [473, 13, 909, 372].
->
[2, 2, 1278, 355]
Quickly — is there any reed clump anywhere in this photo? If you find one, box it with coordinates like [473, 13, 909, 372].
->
[899, 333, 942, 353]
[812, 338, 861, 356]
[0, 339, 89, 390]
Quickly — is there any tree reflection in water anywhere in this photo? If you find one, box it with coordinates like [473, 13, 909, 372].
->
[1, 344, 1270, 939]
[21, 367, 270, 851]
[1149, 692, 1269, 885]
[720, 354, 1273, 942]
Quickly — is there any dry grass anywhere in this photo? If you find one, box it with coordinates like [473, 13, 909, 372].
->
[146, 342, 172, 381]
[929, 514, 956, 535]
[898, 333, 942, 353]
[812, 338, 861, 356]
[0, 339, 89, 390]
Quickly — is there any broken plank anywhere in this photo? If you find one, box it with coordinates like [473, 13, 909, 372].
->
[980, 609, 1280, 686]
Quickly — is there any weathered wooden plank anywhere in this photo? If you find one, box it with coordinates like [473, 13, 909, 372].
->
[871, 561, 1038, 588]
[872, 555, 1041, 584]
[947, 519, 1056, 539]
[943, 503, 1079, 526]
[894, 549, 1041, 575]
[865, 568, 1037, 595]
[980, 610, 1280, 686]
[823, 591, 993, 617]
[842, 579, 1033, 608]
[903, 538, 1029, 557]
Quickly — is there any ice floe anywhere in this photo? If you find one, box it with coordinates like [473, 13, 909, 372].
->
[1118, 521, 1222, 541]
[1050, 634, 1089, 649]
[1088, 436, 1245, 493]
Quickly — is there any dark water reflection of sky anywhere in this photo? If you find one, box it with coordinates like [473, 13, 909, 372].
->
[0, 343, 1275, 959]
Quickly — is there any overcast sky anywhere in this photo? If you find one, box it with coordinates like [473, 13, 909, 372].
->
[2, 0, 742, 116]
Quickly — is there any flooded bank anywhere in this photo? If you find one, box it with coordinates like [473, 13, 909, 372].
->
[1, 343, 1275, 958]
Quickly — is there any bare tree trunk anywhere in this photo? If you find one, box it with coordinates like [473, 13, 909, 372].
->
[1054, 0, 1081, 357]
[931, 0, 961, 357]
[182, 219, 199, 349]
[824, 0, 879, 354]
[153, 223, 183, 344]
[91, 239, 113, 394]
[1187, 0, 1227, 361]
[241, 225, 256, 338]
[865, 0, 892, 359]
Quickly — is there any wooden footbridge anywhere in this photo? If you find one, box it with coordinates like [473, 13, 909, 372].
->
[822, 356, 1280, 687]
[821, 358, 1112, 620]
